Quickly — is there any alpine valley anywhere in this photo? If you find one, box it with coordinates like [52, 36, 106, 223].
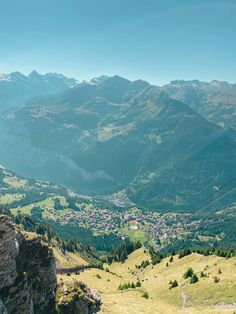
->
[0, 73, 236, 211]
[0, 72, 236, 314]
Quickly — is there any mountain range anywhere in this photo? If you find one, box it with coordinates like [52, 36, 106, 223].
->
[162, 79, 236, 130]
[0, 73, 235, 211]
[0, 71, 78, 112]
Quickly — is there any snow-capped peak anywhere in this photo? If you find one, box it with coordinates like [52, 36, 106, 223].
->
[0, 73, 11, 81]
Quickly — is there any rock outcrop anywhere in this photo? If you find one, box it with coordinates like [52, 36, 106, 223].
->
[0, 215, 56, 313]
[0, 215, 101, 313]
[56, 280, 101, 314]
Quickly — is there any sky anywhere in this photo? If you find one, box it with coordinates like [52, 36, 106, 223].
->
[0, 0, 235, 85]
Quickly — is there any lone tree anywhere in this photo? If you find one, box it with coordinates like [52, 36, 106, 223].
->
[184, 268, 194, 279]
[190, 274, 199, 284]
[169, 280, 178, 289]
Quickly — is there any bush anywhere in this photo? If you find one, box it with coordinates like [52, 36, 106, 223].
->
[184, 268, 194, 279]
[118, 281, 139, 290]
[179, 248, 192, 259]
[142, 291, 149, 299]
[190, 274, 199, 284]
[169, 280, 178, 289]
[213, 276, 220, 283]
[200, 271, 205, 278]
[136, 280, 141, 287]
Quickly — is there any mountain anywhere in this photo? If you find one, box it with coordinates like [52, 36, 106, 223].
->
[0, 75, 236, 211]
[0, 71, 78, 112]
[162, 80, 236, 130]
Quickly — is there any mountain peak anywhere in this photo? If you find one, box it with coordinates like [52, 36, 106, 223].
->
[29, 70, 41, 77]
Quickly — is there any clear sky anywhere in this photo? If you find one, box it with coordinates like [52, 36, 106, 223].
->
[0, 0, 235, 85]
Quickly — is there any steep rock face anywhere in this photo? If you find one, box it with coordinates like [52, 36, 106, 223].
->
[56, 280, 101, 314]
[0, 215, 56, 313]
[16, 233, 57, 313]
[0, 215, 18, 290]
[0, 215, 101, 313]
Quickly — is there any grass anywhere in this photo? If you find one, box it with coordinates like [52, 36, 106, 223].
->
[11, 205, 32, 216]
[53, 247, 89, 268]
[68, 248, 236, 314]
[120, 226, 152, 245]
[3, 176, 27, 188]
[0, 193, 23, 204]
[10, 196, 57, 219]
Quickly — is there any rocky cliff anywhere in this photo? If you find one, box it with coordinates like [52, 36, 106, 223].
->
[0, 215, 56, 313]
[0, 215, 101, 314]
[56, 280, 101, 314]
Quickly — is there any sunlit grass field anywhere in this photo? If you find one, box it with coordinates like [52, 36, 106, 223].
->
[59, 248, 236, 314]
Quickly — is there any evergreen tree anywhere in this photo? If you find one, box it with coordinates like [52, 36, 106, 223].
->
[190, 274, 199, 284]
[184, 268, 194, 279]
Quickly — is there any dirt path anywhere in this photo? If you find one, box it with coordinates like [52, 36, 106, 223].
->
[180, 285, 188, 309]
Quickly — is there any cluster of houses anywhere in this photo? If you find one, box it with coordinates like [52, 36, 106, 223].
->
[49, 204, 199, 246]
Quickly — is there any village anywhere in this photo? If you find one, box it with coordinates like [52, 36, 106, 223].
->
[49, 203, 200, 246]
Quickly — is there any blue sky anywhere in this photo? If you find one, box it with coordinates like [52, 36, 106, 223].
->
[0, 0, 235, 85]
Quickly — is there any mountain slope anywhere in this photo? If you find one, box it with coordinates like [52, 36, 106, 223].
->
[0, 76, 236, 211]
[63, 248, 236, 314]
[0, 71, 78, 112]
[162, 80, 236, 130]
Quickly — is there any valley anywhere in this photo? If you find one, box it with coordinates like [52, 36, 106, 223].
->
[0, 74, 236, 314]
[1, 75, 236, 212]
[1, 2, 236, 313]
[1, 164, 235, 254]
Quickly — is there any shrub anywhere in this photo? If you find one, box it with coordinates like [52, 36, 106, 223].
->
[169, 280, 178, 289]
[200, 271, 205, 278]
[131, 282, 135, 289]
[213, 276, 220, 283]
[184, 268, 194, 279]
[136, 280, 141, 287]
[190, 274, 199, 284]
[142, 291, 149, 299]
[179, 248, 192, 259]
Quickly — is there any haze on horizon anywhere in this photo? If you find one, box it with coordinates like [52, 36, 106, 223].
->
[0, 0, 235, 85]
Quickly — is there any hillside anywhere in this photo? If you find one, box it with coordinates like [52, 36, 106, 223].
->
[65, 248, 236, 314]
[0, 165, 125, 252]
[1, 162, 236, 254]
[162, 80, 236, 130]
[0, 76, 236, 211]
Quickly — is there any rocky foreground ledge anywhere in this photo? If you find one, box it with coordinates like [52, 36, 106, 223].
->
[0, 215, 101, 314]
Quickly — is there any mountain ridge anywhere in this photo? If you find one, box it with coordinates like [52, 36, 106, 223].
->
[1, 74, 236, 211]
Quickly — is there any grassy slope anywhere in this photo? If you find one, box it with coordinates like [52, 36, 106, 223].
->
[53, 246, 89, 268]
[58, 248, 236, 314]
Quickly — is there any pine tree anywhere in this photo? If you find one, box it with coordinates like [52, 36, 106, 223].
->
[190, 274, 199, 284]
[184, 268, 194, 279]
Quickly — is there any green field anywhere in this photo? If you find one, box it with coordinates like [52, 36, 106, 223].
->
[120, 226, 153, 245]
